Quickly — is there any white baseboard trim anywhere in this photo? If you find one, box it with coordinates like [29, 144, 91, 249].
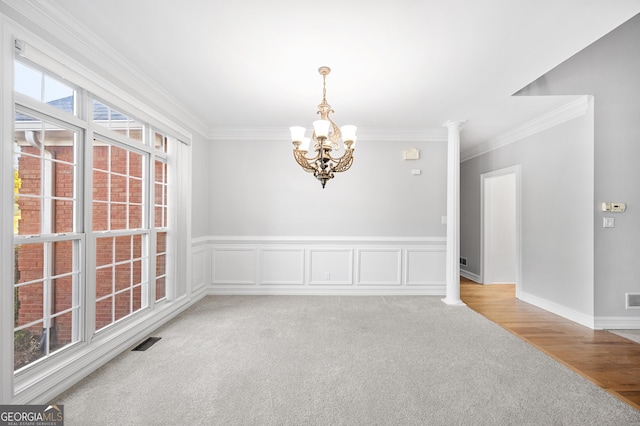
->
[206, 286, 445, 296]
[594, 316, 640, 330]
[519, 290, 595, 329]
[460, 269, 481, 283]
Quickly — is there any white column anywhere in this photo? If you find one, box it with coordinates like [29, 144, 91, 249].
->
[442, 120, 465, 306]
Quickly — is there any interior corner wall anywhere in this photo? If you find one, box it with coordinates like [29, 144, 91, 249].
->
[460, 108, 595, 319]
[513, 13, 640, 325]
[205, 139, 447, 237]
[191, 133, 212, 238]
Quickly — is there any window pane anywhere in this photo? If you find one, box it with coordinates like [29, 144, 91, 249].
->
[96, 237, 113, 267]
[114, 290, 131, 322]
[53, 240, 74, 275]
[14, 239, 80, 371]
[95, 297, 112, 330]
[52, 276, 73, 314]
[155, 231, 167, 301]
[14, 114, 77, 236]
[93, 100, 144, 143]
[92, 202, 108, 231]
[14, 61, 41, 100]
[15, 282, 43, 328]
[153, 131, 167, 153]
[115, 263, 131, 292]
[115, 235, 131, 262]
[15, 62, 76, 116]
[93, 139, 147, 231]
[95, 234, 148, 331]
[15, 243, 44, 284]
[51, 311, 75, 351]
[96, 267, 112, 299]
[14, 327, 45, 370]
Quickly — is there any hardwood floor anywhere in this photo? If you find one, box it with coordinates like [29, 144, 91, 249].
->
[460, 277, 640, 411]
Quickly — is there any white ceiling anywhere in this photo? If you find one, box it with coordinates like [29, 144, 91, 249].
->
[47, 0, 640, 150]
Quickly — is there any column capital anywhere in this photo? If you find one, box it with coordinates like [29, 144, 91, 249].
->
[442, 120, 466, 130]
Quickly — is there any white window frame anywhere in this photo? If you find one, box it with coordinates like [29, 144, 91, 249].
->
[2, 24, 191, 403]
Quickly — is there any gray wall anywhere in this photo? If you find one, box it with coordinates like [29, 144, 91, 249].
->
[514, 13, 640, 319]
[191, 134, 212, 238]
[201, 138, 447, 237]
[461, 108, 595, 316]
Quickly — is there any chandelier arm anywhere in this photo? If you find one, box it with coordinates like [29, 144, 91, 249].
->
[326, 115, 341, 149]
[293, 150, 319, 173]
[329, 149, 355, 173]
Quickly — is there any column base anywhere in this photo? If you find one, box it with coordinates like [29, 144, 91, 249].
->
[441, 297, 466, 306]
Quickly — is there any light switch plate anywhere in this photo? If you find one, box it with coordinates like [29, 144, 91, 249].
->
[603, 217, 615, 228]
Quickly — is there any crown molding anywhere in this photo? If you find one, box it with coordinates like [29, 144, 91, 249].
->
[208, 127, 448, 143]
[1, 0, 210, 139]
[461, 95, 591, 162]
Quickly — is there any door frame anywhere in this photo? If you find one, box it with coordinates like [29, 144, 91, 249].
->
[480, 165, 521, 297]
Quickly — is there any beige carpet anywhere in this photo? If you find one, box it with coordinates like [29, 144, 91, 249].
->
[52, 296, 640, 425]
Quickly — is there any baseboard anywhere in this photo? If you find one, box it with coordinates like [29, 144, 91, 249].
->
[519, 290, 595, 329]
[594, 316, 640, 330]
[460, 269, 481, 283]
[206, 286, 445, 296]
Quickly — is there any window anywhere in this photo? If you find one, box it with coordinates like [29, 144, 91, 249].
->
[92, 100, 144, 143]
[93, 138, 149, 330]
[11, 58, 175, 372]
[13, 110, 81, 370]
[14, 61, 76, 116]
[153, 132, 169, 301]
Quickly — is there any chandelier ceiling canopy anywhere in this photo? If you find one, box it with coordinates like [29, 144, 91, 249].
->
[290, 67, 357, 189]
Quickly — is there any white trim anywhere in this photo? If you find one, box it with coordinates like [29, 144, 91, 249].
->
[197, 236, 447, 295]
[206, 287, 445, 296]
[355, 248, 402, 286]
[480, 165, 522, 297]
[461, 96, 591, 162]
[460, 269, 481, 283]
[0, 14, 15, 404]
[519, 290, 595, 329]
[195, 235, 446, 245]
[1, 0, 201, 141]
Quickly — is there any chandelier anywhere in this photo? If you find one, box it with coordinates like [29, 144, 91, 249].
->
[290, 66, 357, 188]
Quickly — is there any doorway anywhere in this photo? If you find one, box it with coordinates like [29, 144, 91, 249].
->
[481, 166, 521, 296]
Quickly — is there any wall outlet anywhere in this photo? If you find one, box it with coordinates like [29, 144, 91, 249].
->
[324, 272, 330, 280]
[460, 257, 468, 266]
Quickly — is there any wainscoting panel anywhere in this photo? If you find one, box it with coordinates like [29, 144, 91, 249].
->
[260, 248, 305, 285]
[212, 248, 256, 285]
[309, 249, 353, 285]
[356, 249, 402, 286]
[406, 248, 446, 286]
[196, 236, 446, 295]
[192, 247, 207, 291]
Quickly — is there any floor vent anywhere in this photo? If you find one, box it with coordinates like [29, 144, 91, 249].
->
[626, 293, 640, 309]
[132, 337, 161, 351]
